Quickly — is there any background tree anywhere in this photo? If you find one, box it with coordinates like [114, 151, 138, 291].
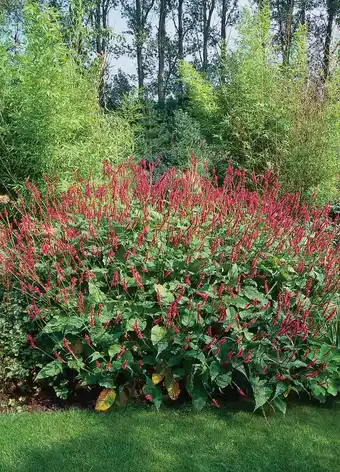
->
[323, 0, 339, 79]
[120, 0, 155, 92]
[157, 0, 167, 104]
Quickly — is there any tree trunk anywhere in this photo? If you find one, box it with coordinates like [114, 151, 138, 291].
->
[95, 0, 101, 54]
[221, 0, 227, 41]
[220, 0, 228, 82]
[136, 0, 144, 90]
[158, 0, 167, 105]
[323, 0, 336, 80]
[202, 0, 215, 72]
[299, 0, 307, 25]
[178, 0, 184, 60]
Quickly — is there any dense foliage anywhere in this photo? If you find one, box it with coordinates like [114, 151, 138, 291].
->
[0, 161, 339, 411]
[0, 3, 133, 189]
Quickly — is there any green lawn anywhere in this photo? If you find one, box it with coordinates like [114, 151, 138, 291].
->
[0, 403, 339, 472]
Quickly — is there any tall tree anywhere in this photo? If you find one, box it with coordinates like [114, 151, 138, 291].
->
[323, 0, 339, 79]
[257, 0, 339, 71]
[169, 0, 191, 96]
[177, 0, 184, 60]
[157, 0, 167, 104]
[121, 0, 155, 92]
[220, 0, 238, 42]
[202, 0, 216, 71]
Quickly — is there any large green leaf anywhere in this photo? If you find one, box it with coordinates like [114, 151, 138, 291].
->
[242, 286, 266, 304]
[274, 382, 288, 399]
[191, 384, 207, 411]
[154, 284, 174, 304]
[151, 325, 167, 345]
[68, 359, 85, 372]
[273, 397, 286, 414]
[251, 377, 273, 411]
[327, 382, 338, 397]
[88, 281, 106, 303]
[210, 361, 221, 381]
[151, 385, 163, 410]
[108, 344, 121, 358]
[215, 373, 232, 389]
[36, 360, 63, 380]
[181, 311, 196, 327]
[42, 316, 84, 334]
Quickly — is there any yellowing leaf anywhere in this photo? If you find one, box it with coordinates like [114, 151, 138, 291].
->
[152, 372, 165, 385]
[166, 378, 181, 400]
[95, 388, 116, 412]
[284, 385, 292, 398]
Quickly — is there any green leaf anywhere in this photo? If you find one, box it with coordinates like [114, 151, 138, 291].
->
[210, 361, 221, 381]
[156, 341, 168, 358]
[36, 361, 63, 380]
[288, 360, 307, 368]
[89, 351, 102, 362]
[274, 382, 288, 399]
[145, 376, 163, 410]
[251, 377, 273, 411]
[88, 281, 106, 303]
[98, 378, 116, 389]
[273, 397, 286, 414]
[168, 355, 183, 367]
[192, 384, 207, 411]
[311, 384, 326, 397]
[143, 354, 157, 365]
[327, 382, 338, 397]
[154, 284, 174, 304]
[233, 297, 249, 309]
[108, 345, 121, 358]
[215, 373, 232, 389]
[235, 364, 249, 381]
[68, 359, 85, 372]
[152, 385, 163, 410]
[242, 286, 266, 304]
[42, 316, 84, 334]
[151, 325, 167, 345]
[172, 367, 186, 379]
[181, 311, 196, 327]
[80, 372, 98, 386]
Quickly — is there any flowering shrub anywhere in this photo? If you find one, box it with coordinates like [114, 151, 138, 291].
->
[0, 160, 339, 412]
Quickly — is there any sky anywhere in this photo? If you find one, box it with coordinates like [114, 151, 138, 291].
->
[108, 0, 251, 77]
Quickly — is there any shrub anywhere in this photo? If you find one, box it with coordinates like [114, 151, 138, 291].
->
[179, 8, 340, 203]
[0, 3, 133, 190]
[0, 161, 339, 412]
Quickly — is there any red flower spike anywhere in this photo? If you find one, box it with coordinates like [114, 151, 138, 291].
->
[27, 334, 36, 349]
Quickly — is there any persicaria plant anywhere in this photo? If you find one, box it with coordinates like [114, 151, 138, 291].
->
[0, 159, 339, 413]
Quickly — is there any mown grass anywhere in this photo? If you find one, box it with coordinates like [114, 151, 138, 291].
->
[0, 403, 339, 472]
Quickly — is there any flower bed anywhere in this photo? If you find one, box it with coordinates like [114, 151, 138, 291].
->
[0, 160, 339, 412]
